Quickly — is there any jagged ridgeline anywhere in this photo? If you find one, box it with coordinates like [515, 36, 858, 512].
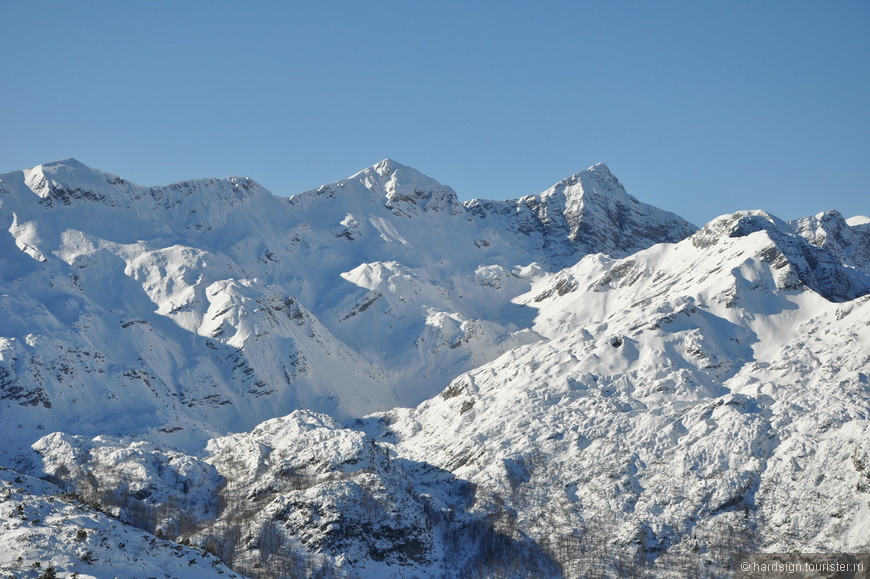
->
[1, 159, 868, 577]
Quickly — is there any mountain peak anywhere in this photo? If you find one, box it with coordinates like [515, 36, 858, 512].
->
[534, 163, 697, 262]
[37, 157, 88, 170]
[587, 161, 613, 176]
[27, 157, 95, 180]
[21, 157, 125, 205]
[790, 209, 870, 273]
[539, 163, 628, 209]
[353, 158, 433, 184]
[690, 209, 870, 301]
[371, 158, 409, 176]
[556, 162, 617, 188]
[692, 210, 785, 249]
[347, 160, 462, 217]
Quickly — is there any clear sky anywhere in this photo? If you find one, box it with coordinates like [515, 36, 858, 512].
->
[2, 1, 868, 226]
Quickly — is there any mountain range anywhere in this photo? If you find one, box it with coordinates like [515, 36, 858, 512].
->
[1, 158, 867, 577]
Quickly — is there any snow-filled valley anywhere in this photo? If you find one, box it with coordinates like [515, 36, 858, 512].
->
[0, 158, 868, 577]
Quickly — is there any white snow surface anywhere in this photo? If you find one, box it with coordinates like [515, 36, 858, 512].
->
[1, 158, 868, 576]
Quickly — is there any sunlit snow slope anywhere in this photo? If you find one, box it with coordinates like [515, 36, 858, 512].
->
[374, 210, 870, 572]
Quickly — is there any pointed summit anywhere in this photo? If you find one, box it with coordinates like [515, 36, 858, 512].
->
[539, 163, 697, 263]
[462, 163, 698, 268]
[345, 160, 462, 217]
[370, 158, 409, 177]
[352, 158, 444, 191]
[587, 162, 614, 177]
[549, 162, 626, 200]
[548, 163, 618, 191]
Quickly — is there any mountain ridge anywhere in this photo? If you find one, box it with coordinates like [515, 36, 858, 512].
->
[0, 158, 698, 456]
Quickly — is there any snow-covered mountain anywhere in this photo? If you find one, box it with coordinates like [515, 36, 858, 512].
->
[1, 158, 867, 577]
[0, 158, 695, 459]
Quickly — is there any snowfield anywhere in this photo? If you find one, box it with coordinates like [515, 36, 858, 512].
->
[1, 158, 868, 577]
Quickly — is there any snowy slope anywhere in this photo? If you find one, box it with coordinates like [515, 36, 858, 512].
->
[370, 210, 870, 574]
[0, 468, 246, 579]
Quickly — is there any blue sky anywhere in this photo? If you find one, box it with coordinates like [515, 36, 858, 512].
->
[2, 1, 867, 226]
